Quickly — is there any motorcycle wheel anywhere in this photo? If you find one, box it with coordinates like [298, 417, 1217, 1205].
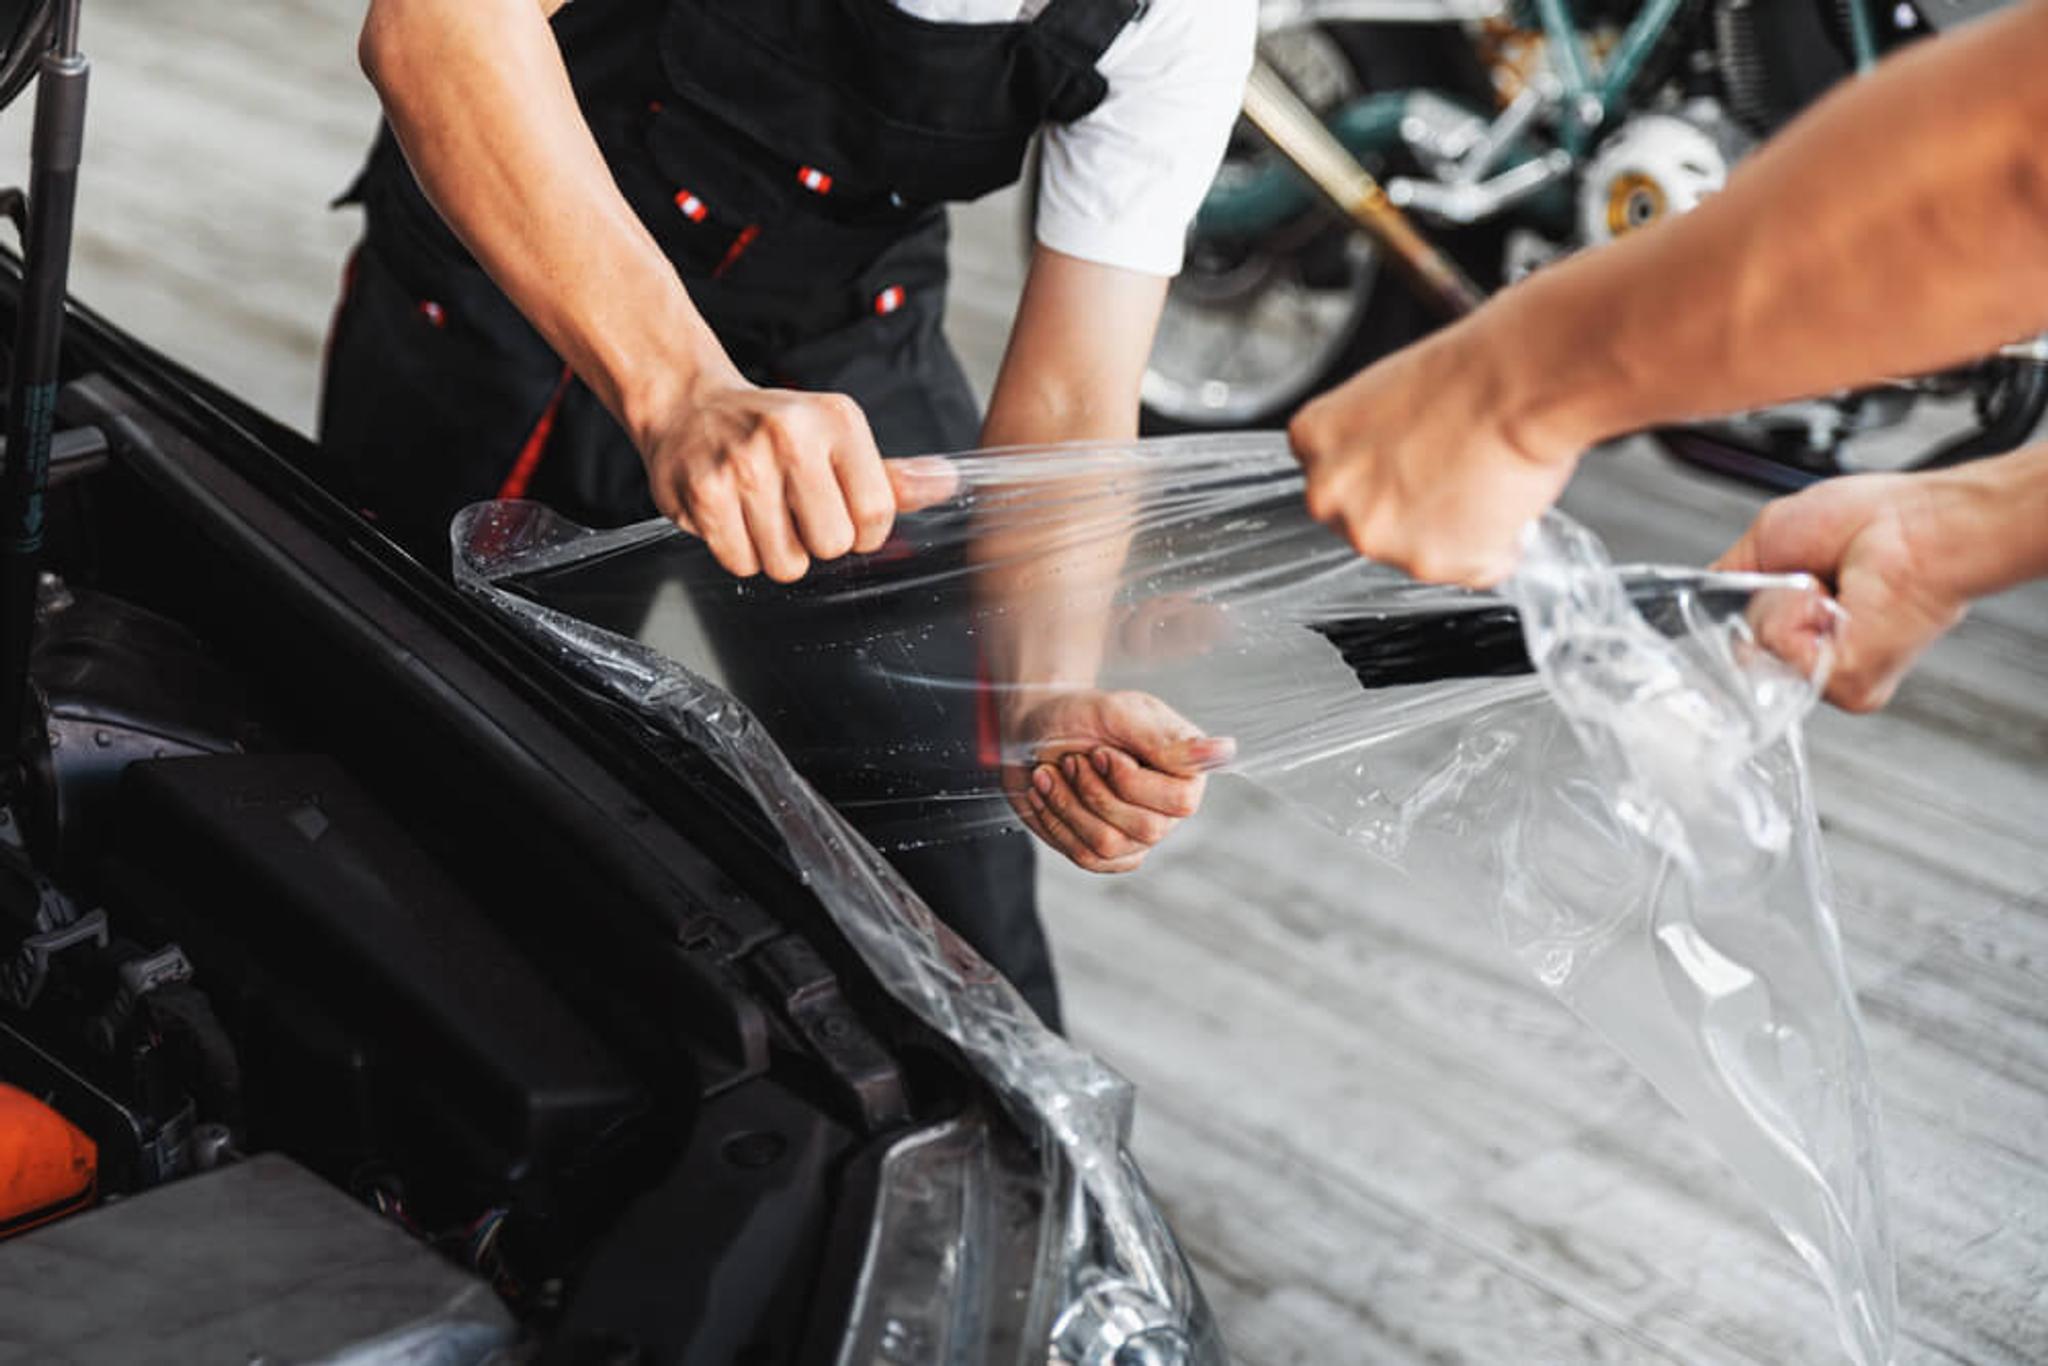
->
[1135, 24, 1495, 436]
[1655, 357, 2048, 492]
[1914, 357, 2048, 469]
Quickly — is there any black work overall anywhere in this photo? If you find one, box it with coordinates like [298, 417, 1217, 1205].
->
[318, 0, 1142, 1027]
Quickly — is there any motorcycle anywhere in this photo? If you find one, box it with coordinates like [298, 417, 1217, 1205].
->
[1139, 0, 2046, 489]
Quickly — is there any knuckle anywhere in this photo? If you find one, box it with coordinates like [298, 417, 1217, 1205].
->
[1751, 501, 1783, 542]
[848, 502, 892, 537]
[849, 486, 891, 520]
[850, 465, 892, 502]
[1089, 753, 1138, 794]
[755, 429, 803, 470]
[1840, 678, 1887, 713]
[1829, 663, 1878, 712]
[850, 484, 894, 523]
[688, 461, 737, 500]
[1088, 793, 1130, 831]
[745, 433, 790, 474]
[852, 513, 893, 551]
[763, 552, 811, 585]
[729, 454, 777, 497]
[685, 496, 736, 538]
[1082, 826, 1127, 861]
[1303, 480, 1338, 524]
[1286, 406, 1324, 456]
[1406, 548, 1460, 584]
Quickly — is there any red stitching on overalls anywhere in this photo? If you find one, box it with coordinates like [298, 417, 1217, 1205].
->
[496, 366, 573, 500]
[713, 224, 761, 279]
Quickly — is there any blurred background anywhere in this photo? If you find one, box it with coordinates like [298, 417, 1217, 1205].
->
[11, 3, 2043, 1362]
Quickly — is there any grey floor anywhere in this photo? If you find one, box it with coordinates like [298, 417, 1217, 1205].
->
[12, 4, 2045, 1362]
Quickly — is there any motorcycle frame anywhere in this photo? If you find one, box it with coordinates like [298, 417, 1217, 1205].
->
[1231, 0, 1882, 245]
[1185, 0, 2039, 488]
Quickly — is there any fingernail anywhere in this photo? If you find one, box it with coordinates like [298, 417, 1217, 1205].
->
[1063, 755, 1080, 782]
[1092, 749, 1111, 776]
[1033, 766, 1053, 796]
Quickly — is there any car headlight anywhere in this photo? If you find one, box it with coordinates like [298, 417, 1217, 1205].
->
[835, 1108, 1224, 1366]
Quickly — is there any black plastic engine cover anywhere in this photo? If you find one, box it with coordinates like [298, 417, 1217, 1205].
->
[29, 586, 264, 877]
[549, 1075, 858, 1366]
[105, 752, 646, 1188]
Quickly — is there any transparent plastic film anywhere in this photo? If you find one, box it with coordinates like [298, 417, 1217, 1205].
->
[454, 433, 1894, 1365]
[453, 494, 1220, 1366]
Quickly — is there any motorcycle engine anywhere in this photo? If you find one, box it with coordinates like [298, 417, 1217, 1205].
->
[1575, 102, 1750, 247]
[1713, 0, 1861, 135]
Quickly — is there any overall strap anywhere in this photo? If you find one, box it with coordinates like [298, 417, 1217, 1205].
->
[1031, 0, 1146, 72]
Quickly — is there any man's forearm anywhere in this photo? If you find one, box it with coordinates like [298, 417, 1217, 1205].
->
[1477, 0, 2048, 455]
[359, 0, 733, 442]
[972, 249, 1165, 704]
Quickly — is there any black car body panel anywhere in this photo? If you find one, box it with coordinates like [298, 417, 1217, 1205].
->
[0, 254, 1008, 1362]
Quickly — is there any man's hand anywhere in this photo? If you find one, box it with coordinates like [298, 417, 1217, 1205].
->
[1287, 328, 1583, 588]
[1002, 690, 1234, 874]
[637, 376, 959, 582]
[1713, 473, 1968, 713]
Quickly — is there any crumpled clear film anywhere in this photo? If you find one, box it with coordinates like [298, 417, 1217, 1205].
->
[453, 433, 1894, 1366]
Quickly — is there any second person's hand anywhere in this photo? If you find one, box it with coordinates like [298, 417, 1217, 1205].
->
[1287, 326, 1586, 589]
[637, 372, 958, 582]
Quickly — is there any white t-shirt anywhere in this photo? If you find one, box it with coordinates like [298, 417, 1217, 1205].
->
[894, 1, 1256, 276]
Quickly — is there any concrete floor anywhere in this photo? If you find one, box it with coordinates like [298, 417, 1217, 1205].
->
[9, 3, 2045, 1362]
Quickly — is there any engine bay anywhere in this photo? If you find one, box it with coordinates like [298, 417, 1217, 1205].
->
[0, 352, 979, 1361]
